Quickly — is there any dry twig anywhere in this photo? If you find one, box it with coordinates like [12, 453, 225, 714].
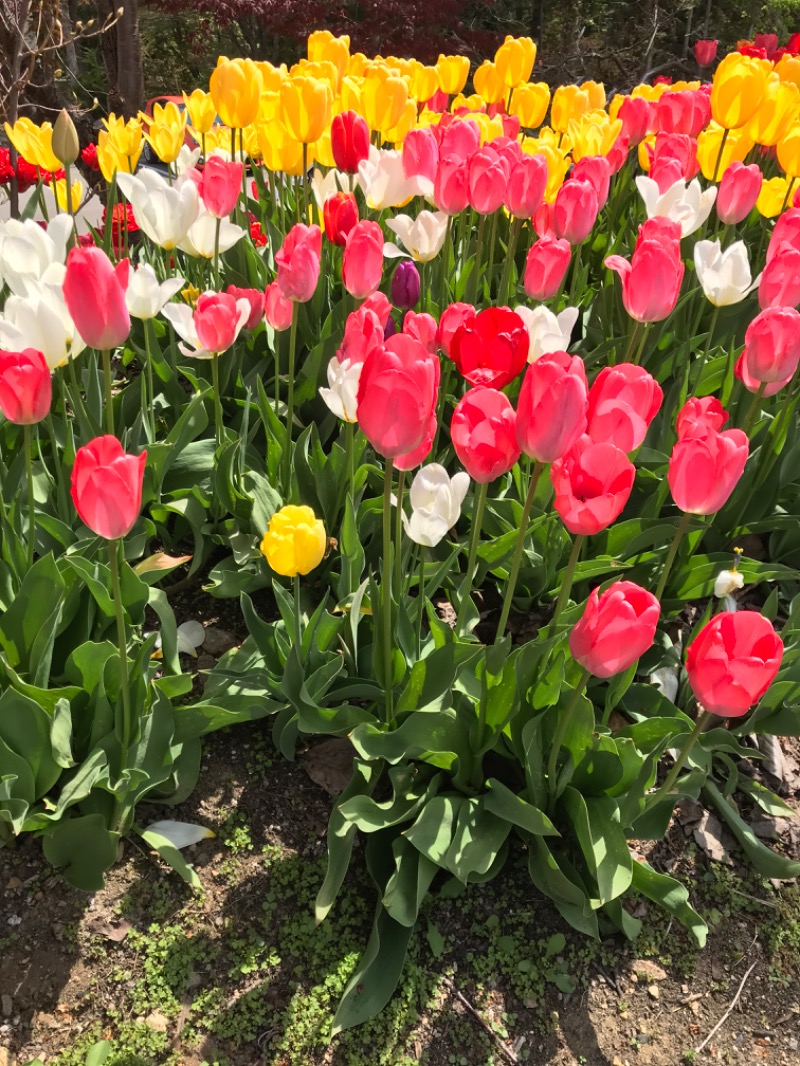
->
[694, 960, 759, 1053]
[447, 980, 519, 1064]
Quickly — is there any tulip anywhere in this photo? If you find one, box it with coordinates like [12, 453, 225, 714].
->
[694, 240, 758, 307]
[635, 175, 717, 236]
[361, 71, 409, 135]
[264, 281, 294, 332]
[668, 428, 749, 515]
[504, 154, 548, 218]
[126, 264, 185, 321]
[357, 334, 439, 458]
[676, 396, 729, 439]
[390, 261, 420, 310]
[686, 612, 783, 717]
[63, 246, 130, 352]
[510, 82, 550, 129]
[758, 244, 800, 308]
[331, 110, 370, 173]
[495, 35, 536, 88]
[749, 78, 800, 147]
[71, 435, 146, 540]
[183, 89, 217, 135]
[436, 54, 470, 95]
[358, 147, 429, 210]
[552, 178, 599, 244]
[473, 60, 505, 104]
[767, 209, 800, 263]
[275, 223, 322, 303]
[695, 39, 719, 67]
[737, 305, 800, 383]
[3, 117, 61, 172]
[402, 128, 439, 184]
[0, 214, 72, 296]
[571, 155, 611, 210]
[515, 351, 588, 463]
[635, 215, 683, 252]
[342, 220, 384, 299]
[515, 304, 580, 363]
[210, 57, 262, 128]
[569, 581, 660, 678]
[697, 124, 754, 181]
[102, 114, 144, 169]
[617, 96, 652, 145]
[605, 240, 684, 323]
[401, 464, 470, 547]
[196, 156, 243, 218]
[54, 178, 83, 214]
[451, 306, 529, 389]
[434, 154, 470, 215]
[226, 286, 264, 331]
[716, 161, 763, 223]
[385, 210, 449, 262]
[438, 302, 476, 357]
[711, 53, 771, 129]
[394, 410, 437, 471]
[323, 191, 359, 246]
[468, 147, 510, 215]
[281, 74, 334, 145]
[116, 170, 200, 251]
[0, 347, 52, 425]
[523, 237, 571, 301]
[337, 306, 386, 365]
[319, 356, 361, 422]
[193, 291, 250, 355]
[451, 386, 521, 483]
[142, 101, 187, 165]
[260, 504, 326, 577]
[734, 352, 794, 397]
[551, 437, 636, 535]
[586, 364, 663, 453]
[0, 272, 85, 370]
[178, 208, 246, 259]
[778, 120, 800, 178]
[402, 311, 437, 354]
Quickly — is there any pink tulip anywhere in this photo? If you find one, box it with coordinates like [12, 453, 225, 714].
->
[533, 201, 556, 239]
[71, 435, 146, 540]
[226, 285, 264, 330]
[451, 386, 521, 483]
[636, 216, 682, 254]
[571, 156, 611, 211]
[505, 154, 548, 218]
[275, 224, 321, 303]
[553, 178, 599, 244]
[434, 155, 470, 215]
[197, 156, 243, 218]
[394, 411, 436, 471]
[194, 292, 247, 354]
[650, 132, 699, 183]
[356, 334, 439, 458]
[570, 581, 660, 679]
[717, 161, 762, 224]
[362, 291, 393, 327]
[523, 236, 571, 300]
[676, 396, 729, 440]
[439, 119, 480, 160]
[402, 310, 438, 354]
[438, 302, 477, 356]
[605, 240, 684, 323]
[738, 306, 800, 384]
[342, 220, 384, 300]
[655, 91, 709, 138]
[264, 282, 294, 331]
[695, 39, 718, 67]
[493, 136, 523, 170]
[586, 364, 663, 453]
[767, 208, 800, 262]
[0, 348, 52, 425]
[403, 128, 439, 183]
[618, 97, 651, 145]
[337, 306, 385, 366]
[734, 352, 794, 397]
[668, 429, 749, 514]
[63, 246, 130, 350]
[468, 146, 510, 214]
[551, 437, 635, 535]
[606, 132, 632, 174]
[758, 245, 800, 309]
[516, 351, 588, 463]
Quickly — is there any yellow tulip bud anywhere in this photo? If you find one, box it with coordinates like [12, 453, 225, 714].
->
[260, 505, 326, 577]
[637, 136, 655, 172]
[347, 52, 369, 77]
[711, 53, 772, 129]
[631, 83, 662, 103]
[362, 72, 409, 135]
[183, 89, 217, 135]
[778, 120, 800, 177]
[280, 75, 333, 144]
[747, 75, 800, 147]
[55, 177, 83, 213]
[510, 82, 551, 129]
[757, 175, 793, 217]
[199, 125, 234, 157]
[494, 36, 537, 89]
[776, 53, 800, 90]
[451, 93, 486, 114]
[210, 56, 263, 129]
[436, 54, 470, 95]
[473, 60, 505, 104]
[341, 75, 364, 115]
[53, 108, 80, 165]
[696, 123, 754, 180]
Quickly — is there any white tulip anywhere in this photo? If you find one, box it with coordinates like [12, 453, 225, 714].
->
[402, 464, 470, 547]
[177, 207, 245, 259]
[385, 210, 449, 262]
[310, 166, 349, 211]
[2, 264, 85, 368]
[162, 302, 210, 359]
[714, 568, 744, 598]
[358, 147, 432, 210]
[514, 304, 579, 363]
[144, 820, 215, 848]
[126, 264, 186, 320]
[319, 356, 361, 422]
[0, 214, 72, 294]
[174, 145, 202, 175]
[635, 175, 717, 236]
[116, 169, 200, 250]
[694, 239, 760, 307]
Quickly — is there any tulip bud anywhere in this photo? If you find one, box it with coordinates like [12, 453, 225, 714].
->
[716, 160, 763, 224]
[53, 108, 80, 166]
[391, 261, 420, 310]
[260, 504, 326, 577]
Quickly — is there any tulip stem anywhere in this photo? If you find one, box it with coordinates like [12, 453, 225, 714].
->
[486, 211, 499, 298]
[654, 510, 692, 602]
[741, 382, 767, 436]
[417, 546, 426, 659]
[456, 481, 489, 637]
[622, 321, 641, 364]
[467, 214, 487, 305]
[780, 176, 796, 215]
[394, 469, 406, 592]
[302, 143, 309, 225]
[632, 321, 652, 367]
[498, 217, 523, 308]
[711, 128, 729, 184]
[550, 533, 584, 632]
[108, 538, 133, 835]
[547, 668, 591, 802]
[143, 319, 158, 440]
[646, 709, 712, 811]
[568, 242, 583, 307]
[495, 460, 544, 642]
[101, 349, 115, 435]
[23, 424, 35, 570]
[382, 456, 396, 725]
[293, 575, 303, 652]
[210, 355, 223, 453]
[283, 304, 298, 496]
[213, 217, 222, 289]
[438, 216, 453, 311]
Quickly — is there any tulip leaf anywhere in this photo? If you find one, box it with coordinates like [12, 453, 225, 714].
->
[338, 765, 438, 833]
[630, 859, 707, 947]
[350, 708, 471, 773]
[442, 797, 511, 884]
[382, 836, 439, 928]
[404, 794, 463, 866]
[484, 778, 559, 836]
[0, 688, 62, 798]
[704, 779, 800, 880]
[0, 552, 65, 677]
[137, 825, 202, 889]
[42, 814, 119, 891]
[560, 789, 633, 904]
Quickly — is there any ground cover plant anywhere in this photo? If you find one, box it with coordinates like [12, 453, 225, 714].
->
[2, 27, 800, 1042]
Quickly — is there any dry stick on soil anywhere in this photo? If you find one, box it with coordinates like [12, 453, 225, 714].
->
[447, 980, 519, 1065]
[694, 960, 759, 1054]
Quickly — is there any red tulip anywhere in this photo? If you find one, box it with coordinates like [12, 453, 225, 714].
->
[694, 39, 719, 67]
[194, 292, 248, 354]
[758, 245, 800, 309]
[451, 386, 521, 483]
[553, 178, 599, 244]
[523, 236, 571, 301]
[668, 429, 749, 515]
[402, 310, 437, 354]
[403, 128, 439, 183]
[264, 282, 294, 332]
[438, 302, 477, 356]
[197, 156, 243, 218]
[342, 220, 384, 300]
[754, 32, 779, 58]
[468, 146, 510, 214]
[275, 223, 322, 303]
[686, 611, 783, 717]
[551, 437, 635, 535]
[71, 435, 146, 540]
[451, 306, 529, 389]
[717, 161, 762, 224]
[569, 581, 660, 678]
[356, 334, 439, 458]
[434, 155, 470, 215]
[618, 97, 651, 145]
[0, 348, 52, 425]
[516, 351, 588, 463]
[605, 240, 684, 323]
[571, 155, 611, 211]
[331, 110, 370, 173]
[607, 133, 631, 175]
[323, 191, 359, 247]
[739, 306, 800, 384]
[226, 285, 264, 330]
[504, 155, 548, 218]
[63, 246, 130, 350]
[675, 396, 729, 440]
[586, 364, 663, 453]
[337, 306, 385, 365]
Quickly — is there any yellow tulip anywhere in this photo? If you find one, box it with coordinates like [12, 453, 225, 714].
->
[183, 89, 217, 135]
[312, 126, 336, 168]
[757, 175, 793, 217]
[383, 56, 414, 79]
[347, 52, 369, 77]
[520, 138, 570, 201]
[436, 54, 470, 95]
[103, 114, 144, 168]
[776, 54, 800, 90]
[550, 84, 591, 133]
[451, 93, 486, 113]
[55, 178, 83, 213]
[567, 112, 622, 161]
[637, 135, 655, 172]
[473, 61, 505, 104]
[711, 53, 772, 129]
[778, 120, 800, 177]
[96, 132, 125, 181]
[142, 101, 186, 164]
[362, 71, 409, 134]
[4, 118, 61, 172]
[341, 75, 364, 114]
[494, 36, 537, 89]
[210, 57, 262, 129]
[241, 123, 261, 161]
[197, 125, 233, 157]
[410, 61, 440, 104]
[181, 284, 201, 308]
[630, 83, 663, 103]
[280, 75, 333, 144]
[255, 61, 288, 93]
[510, 82, 551, 129]
[260, 505, 326, 577]
[256, 119, 306, 175]
[308, 30, 350, 87]
[670, 79, 702, 92]
[748, 76, 800, 146]
[292, 59, 339, 94]
[384, 99, 418, 144]
[696, 123, 754, 180]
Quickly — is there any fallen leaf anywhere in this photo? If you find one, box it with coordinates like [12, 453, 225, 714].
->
[693, 810, 734, 865]
[86, 919, 131, 943]
[632, 960, 667, 982]
[300, 738, 355, 795]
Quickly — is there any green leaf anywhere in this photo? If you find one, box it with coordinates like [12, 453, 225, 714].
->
[442, 797, 511, 883]
[382, 836, 439, 927]
[704, 779, 800, 879]
[630, 859, 707, 946]
[560, 789, 633, 904]
[527, 836, 597, 920]
[0, 553, 65, 678]
[0, 688, 62, 798]
[350, 708, 471, 775]
[339, 765, 437, 832]
[137, 826, 202, 889]
[42, 814, 118, 891]
[483, 778, 559, 836]
[738, 778, 797, 818]
[404, 793, 462, 865]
